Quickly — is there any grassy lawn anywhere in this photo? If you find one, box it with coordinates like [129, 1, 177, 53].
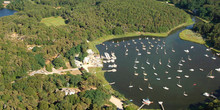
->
[41, 16, 66, 26]
[179, 29, 205, 44]
[88, 67, 112, 90]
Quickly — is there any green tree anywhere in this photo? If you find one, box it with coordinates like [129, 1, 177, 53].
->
[38, 101, 49, 110]
[46, 63, 53, 72]
[52, 57, 67, 69]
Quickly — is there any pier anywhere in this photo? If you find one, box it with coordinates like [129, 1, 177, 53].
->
[158, 101, 165, 110]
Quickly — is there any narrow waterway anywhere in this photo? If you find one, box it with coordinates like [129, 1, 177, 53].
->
[96, 17, 220, 110]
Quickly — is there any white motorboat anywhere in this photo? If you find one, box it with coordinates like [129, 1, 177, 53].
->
[184, 50, 189, 53]
[199, 68, 204, 71]
[212, 57, 216, 60]
[163, 87, 169, 90]
[134, 71, 139, 76]
[176, 76, 181, 79]
[129, 82, 133, 88]
[206, 48, 211, 51]
[203, 92, 210, 97]
[189, 69, 194, 72]
[215, 68, 220, 72]
[139, 87, 143, 91]
[204, 54, 209, 57]
[184, 91, 188, 96]
[184, 75, 189, 78]
[188, 55, 192, 61]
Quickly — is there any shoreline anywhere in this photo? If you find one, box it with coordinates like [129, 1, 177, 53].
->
[179, 29, 205, 45]
[179, 30, 220, 53]
[88, 16, 194, 54]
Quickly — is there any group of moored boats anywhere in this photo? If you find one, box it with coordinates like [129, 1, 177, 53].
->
[101, 37, 220, 101]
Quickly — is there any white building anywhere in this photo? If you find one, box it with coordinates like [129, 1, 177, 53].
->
[3, 1, 10, 4]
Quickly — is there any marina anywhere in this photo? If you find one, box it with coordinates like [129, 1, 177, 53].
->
[96, 18, 220, 109]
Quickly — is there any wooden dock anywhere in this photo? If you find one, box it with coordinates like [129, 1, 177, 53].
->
[158, 101, 165, 110]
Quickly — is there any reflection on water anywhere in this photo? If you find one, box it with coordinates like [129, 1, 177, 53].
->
[96, 18, 220, 110]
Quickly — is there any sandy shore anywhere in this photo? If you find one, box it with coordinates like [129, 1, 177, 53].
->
[110, 96, 123, 109]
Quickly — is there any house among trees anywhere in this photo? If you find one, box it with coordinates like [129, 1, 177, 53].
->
[3, 1, 10, 7]
[60, 88, 79, 96]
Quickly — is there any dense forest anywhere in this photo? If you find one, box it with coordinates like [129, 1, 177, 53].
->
[158, 0, 220, 49]
[0, 0, 192, 109]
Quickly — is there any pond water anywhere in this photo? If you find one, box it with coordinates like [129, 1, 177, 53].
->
[96, 17, 220, 110]
[0, 8, 16, 17]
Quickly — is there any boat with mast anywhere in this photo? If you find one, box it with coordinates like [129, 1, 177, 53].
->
[168, 58, 171, 63]
[167, 62, 171, 68]
[177, 66, 183, 72]
[183, 91, 188, 96]
[147, 49, 151, 54]
[146, 58, 150, 65]
[125, 52, 128, 56]
[156, 48, 158, 54]
[177, 80, 182, 88]
[172, 48, 175, 52]
[188, 55, 192, 61]
[211, 54, 216, 60]
[159, 59, 162, 65]
[144, 76, 148, 81]
[133, 64, 137, 69]
[181, 57, 185, 62]
[152, 64, 156, 70]
[143, 71, 147, 76]
[135, 58, 139, 63]
[164, 49, 167, 55]
[134, 71, 139, 76]
[141, 64, 145, 69]
[207, 70, 214, 79]
[129, 82, 133, 88]
[148, 83, 153, 89]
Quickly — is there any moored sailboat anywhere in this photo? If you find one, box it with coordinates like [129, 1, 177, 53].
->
[148, 83, 153, 89]
[207, 70, 214, 79]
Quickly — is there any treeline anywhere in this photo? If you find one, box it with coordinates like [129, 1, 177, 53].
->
[193, 22, 220, 49]
[0, 0, 190, 82]
[159, 0, 220, 22]
[0, 73, 115, 109]
[158, 0, 220, 49]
